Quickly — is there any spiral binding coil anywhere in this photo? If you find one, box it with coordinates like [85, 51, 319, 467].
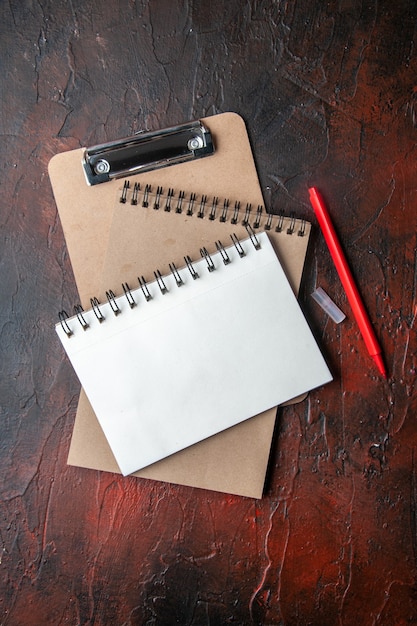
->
[58, 228, 261, 338]
[118, 181, 307, 237]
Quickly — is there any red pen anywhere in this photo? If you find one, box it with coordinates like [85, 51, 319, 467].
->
[308, 187, 387, 379]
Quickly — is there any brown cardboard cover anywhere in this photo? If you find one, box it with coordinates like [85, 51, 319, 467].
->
[49, 113, 310, 498]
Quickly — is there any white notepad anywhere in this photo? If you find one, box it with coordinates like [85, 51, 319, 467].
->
[56, 232, 332, 476]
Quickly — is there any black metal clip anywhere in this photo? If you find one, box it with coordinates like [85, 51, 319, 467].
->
[82, 120, 214, 185]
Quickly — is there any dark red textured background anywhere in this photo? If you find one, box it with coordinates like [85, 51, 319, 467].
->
[1, 1, 417, 624]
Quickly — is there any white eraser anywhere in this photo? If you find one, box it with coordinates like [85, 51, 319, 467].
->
[311, 287, 346, 324]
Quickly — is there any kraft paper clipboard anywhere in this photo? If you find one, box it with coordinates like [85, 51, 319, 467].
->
[49, 112, 311, 498]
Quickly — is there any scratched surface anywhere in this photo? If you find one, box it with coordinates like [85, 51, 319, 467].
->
[1, 1, 417, 624]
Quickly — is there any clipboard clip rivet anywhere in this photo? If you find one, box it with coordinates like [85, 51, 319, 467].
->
[94, 159, 110, 175]
[188, 136, 204, 151]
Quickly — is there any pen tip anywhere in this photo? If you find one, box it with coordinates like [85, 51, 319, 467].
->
[373, 353, 387, 379]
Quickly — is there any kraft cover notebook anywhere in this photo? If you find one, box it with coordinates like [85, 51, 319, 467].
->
[49, 112, 316, 497]
[56, 232, 332, 476]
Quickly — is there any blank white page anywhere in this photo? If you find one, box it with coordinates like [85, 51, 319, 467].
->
[56, 232, 332, 475]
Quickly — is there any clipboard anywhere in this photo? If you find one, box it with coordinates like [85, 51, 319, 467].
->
[49, 112, 311, 498]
